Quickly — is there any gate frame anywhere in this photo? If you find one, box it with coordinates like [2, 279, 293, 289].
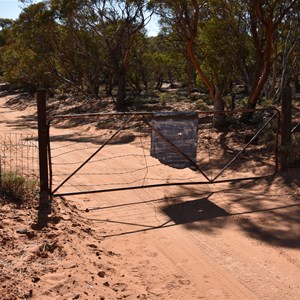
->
[45, 107, 280, 199]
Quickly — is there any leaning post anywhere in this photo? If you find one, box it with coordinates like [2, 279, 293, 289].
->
[37, 89, 50, 217]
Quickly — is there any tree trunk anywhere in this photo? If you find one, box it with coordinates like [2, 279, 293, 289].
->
[186, 41, 215, 101]
[105, 75, 113, 96]
[156, 74, 163, 90]
[186, 58, 193, 99]
[115, 68, 127, 111]
[239, 102, 256, 124]
[280, 83, 292, 171]
[213, 91, 226, 127]
[240, 12, 275, 123]
[240, 53, 273, 123]
[268, 58, 277, 99]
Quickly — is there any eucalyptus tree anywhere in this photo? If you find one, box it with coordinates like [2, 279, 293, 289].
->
[156, 1, 213, 98]
[49, 23, 106, 96]
[275, 2, 300, 99]
[0, 2, 58, 91]
[154, 0, 298, 117]
[52, 0, 153, 109]
[94, 0, 152, 109]
[155, 0, 242, 124]
[0, 18, 14, 46]
[239, 0, 298, 117]
[0, 2, 87, 93]
[141, 33, 187, 91]
[0, 18, 14, 77]
[197, 15, 241, 102]
[126, 32, 159, 93]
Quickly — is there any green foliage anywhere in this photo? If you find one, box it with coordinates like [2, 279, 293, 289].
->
[0, 2, 58, 90]
[259, 97, 276, 107]
[0, 172, 38, 205]
[1, 45, 55, 90]
[197, 16, 240, 93]
[0, 18, 14, 47]
[159, 92, 170, 106]
[0, 0, 298, 111]
[194, 99, 209, 111]
[132, 34, 186, 91]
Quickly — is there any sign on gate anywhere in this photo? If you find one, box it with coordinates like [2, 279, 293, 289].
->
[150, 112, 198, 169]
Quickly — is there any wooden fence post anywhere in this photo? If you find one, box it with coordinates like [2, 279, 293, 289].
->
[37, 89, 50, 217]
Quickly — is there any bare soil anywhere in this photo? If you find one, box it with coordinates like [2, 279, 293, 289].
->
[0, 93, 299, 300]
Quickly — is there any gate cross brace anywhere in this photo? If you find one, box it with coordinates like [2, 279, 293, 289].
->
[51, 115, 135, 195]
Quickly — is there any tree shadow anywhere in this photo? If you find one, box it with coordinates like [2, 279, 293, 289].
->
[49, 132, 136, 145]
[225, 170, 300, 248]
[161, 196, 230, 234]
[159, 182, 300, 248]
[235, 204, 300, 248]
[97, 172, 299, 250]
[162, 197, 229, 225]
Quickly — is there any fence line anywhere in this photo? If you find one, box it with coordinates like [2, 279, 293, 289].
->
[0, 132, 39, 182]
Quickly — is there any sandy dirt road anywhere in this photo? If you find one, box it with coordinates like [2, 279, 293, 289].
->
[0, 93, 299, 300]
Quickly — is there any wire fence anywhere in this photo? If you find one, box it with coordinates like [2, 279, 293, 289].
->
[0, 133, 39, 184]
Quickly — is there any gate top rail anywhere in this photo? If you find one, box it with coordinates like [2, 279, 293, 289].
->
[47, 107, 280, 125]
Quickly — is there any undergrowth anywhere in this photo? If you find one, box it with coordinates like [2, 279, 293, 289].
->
[0, 172, 38, 207]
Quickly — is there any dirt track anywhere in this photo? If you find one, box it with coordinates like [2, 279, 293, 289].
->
[0, 93, 299, 299]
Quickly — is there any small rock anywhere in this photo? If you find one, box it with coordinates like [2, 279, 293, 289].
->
[103, 281, 110, 287]
[73, 293, 80, 299]
[16, 229, 29, 234]
[98, 271, 105, 278]
[32, 277, 40, 283]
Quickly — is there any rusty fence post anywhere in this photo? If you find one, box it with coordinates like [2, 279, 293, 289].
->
[37, 89, 50, 217]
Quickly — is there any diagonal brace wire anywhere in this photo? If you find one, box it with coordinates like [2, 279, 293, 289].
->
[52, 115, 136, 195]
[212, 111, 279, 182]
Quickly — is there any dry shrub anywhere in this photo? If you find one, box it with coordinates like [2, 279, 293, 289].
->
[0, 172, 38, 206]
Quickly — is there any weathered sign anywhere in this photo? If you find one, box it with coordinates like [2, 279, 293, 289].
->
[150, 112, 198, 169]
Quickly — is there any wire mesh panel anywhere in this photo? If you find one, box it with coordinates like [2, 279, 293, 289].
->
[0, 133, 39, 180]
[49, 109, 279, 198]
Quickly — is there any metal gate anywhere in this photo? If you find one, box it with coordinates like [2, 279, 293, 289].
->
[47, 108, 279, 199]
